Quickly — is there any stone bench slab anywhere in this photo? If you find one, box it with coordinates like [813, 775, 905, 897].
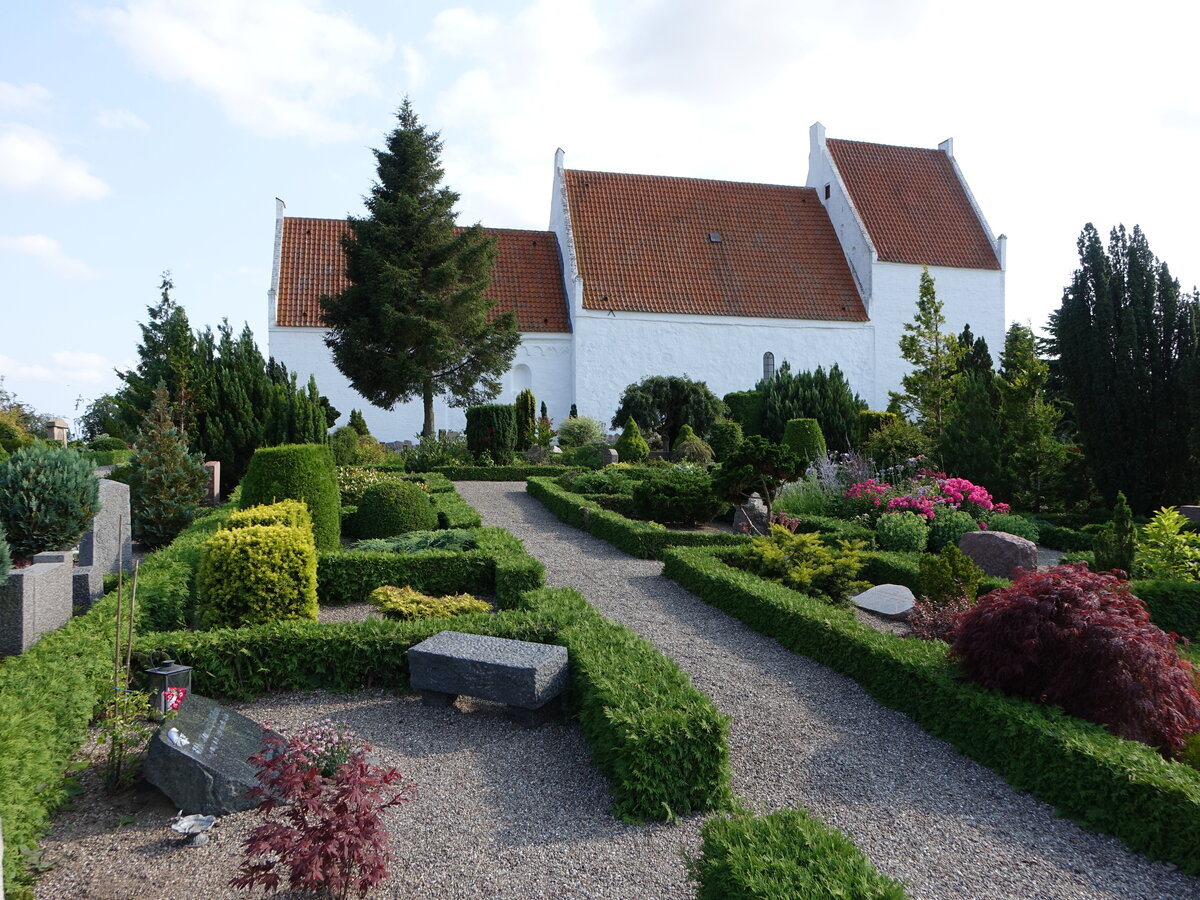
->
[408, 631, 569, 719]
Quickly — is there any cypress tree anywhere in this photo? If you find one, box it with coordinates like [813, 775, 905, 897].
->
[514, 388, 536, 451]
[348, 409, 370, 436]
[938, 371, 1003, 490]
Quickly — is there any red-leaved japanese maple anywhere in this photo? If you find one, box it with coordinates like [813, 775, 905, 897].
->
[949, 563, 1200, 756]
[230, 727, 414, 899]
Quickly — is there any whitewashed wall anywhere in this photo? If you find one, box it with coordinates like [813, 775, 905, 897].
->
[268, 326, 573, 442]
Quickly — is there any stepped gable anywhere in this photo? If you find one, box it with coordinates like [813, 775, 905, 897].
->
[562, 169, 867, 322]
[827, 138, 1000, 270]
[275, 217, 571, 333]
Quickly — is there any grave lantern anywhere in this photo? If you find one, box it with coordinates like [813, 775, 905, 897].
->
[145, 659, 192, 716]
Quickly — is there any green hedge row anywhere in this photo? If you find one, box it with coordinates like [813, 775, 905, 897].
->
[317, 527, 543, 606]
[660, 546, 1200, 873]
[527, 476, 749, 560]
[1030, 520, 1094, 552]
[135, 584, 730, 822]
[430, 490, 483, 529]
[429, 464, 583, 481]
[1131, 580, 1200, 642]
[80, 448, 132, 466]
[780, 513, 875, 543]
[693, 808, 909, 899]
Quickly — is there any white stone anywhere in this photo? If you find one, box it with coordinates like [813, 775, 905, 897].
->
[852, 583, 916, 619]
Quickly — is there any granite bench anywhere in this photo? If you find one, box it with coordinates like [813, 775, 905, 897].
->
[407, 631, 569, 726]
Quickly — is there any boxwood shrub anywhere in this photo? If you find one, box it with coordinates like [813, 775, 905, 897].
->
[196, 523, 319, 628]
[352, 481, 438, 538]
[240, 444, 340, 551]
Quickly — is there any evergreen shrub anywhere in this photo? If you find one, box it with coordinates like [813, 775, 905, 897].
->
[224, 499, 313, 534]
[569, 442, 608, 469]
[875, 511, 928, 552]
[928, 509, 978, 551]
[985, 513, 1040, 543]
[465, 403, 517, 464]
[632, 467, 724, 526]
[353, 481, 437, 539]
[615, 417, 650, 463]
[330, 425, 361, 466]
[350, 529, 479, 554]
[672, 425, 715, 465]
[197, 523, 318, 628]
[368, 584, 490, 620]
[723, 390, 765, 436]
[240, 444, 340, 551]
[0, 444, 100, 559]
[514, 388, 536, 452]
[87, 435, 128, 451]
[736, 526, 867, 605]
[129, 396, 208, 549]
[1134, 507, 1200, 581]
[782, 418, 826, 468]
[862, 419, 932, 470]
[919, 543, 985, 606]
[1093, 492, 1137, 574]
[348, 409, 370, 436]
[707, 420, 743, 462]
[557, 415, 604, 449]
[857, 411, 897, 447]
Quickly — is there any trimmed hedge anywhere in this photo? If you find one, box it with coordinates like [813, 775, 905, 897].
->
[465, 403, 517, 464]
[430, 490, 484, 529]
[196, 524, 319, 628]
[1131, 580, 1200, 642]
[527, 476, 749, 560]
[223, 498, 313, 533]
[317, 527, 543, 606]
[80, 448, 132, 466]
[135, 584, 731, 823]
[1031, 520, 1094, 552]
[693, 808, 909, 899]
[724, 390, 765, 437]
[352, 481, 438, 538]
[430, 464, 582, 481]
[661, 546, 1200, 873]
[240, 444, 340, 551]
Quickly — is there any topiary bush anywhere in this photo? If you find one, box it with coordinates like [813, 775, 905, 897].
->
[514, 388, 536, 452]
[949, 563, 1200, 756]
[707, 420, 743, 462]
[615, 417, 650, 463]
[0, 444, 100, 559]
[985, 513, 1040, 543]
[224, 499, 313, 534]
[857, 410, 897, 448]
[723, 390, 765, 437]
[367, 584, 490, 620]
[557, 415, 604, 450]
[240, 443, 340, 551]
[87, 435, 128, 452]
[927, 508, 977, 551]
[465, 403, 517, 464]
[672, 424, 715, 465]
[352, 481, 437, 539]
[196, 523, 319, 628]
[330, 425, 361, 466]
[1093, 491, 1136, 574]
[782, 418, 826, 468]
[874, 511, 928, 552]
[632, 466, 724, 526]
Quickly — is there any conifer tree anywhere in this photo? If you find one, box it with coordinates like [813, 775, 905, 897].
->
[514, 389, 536, 451]
[321, 99, 519, 436]
[348, 409, 370, 436]
[938, 371, 1002, 489]
[890, 267, 965, 442]
[129, 384, 208, 548]
[1048, 224, 1199, 511]
[996, 323, 1066, 508]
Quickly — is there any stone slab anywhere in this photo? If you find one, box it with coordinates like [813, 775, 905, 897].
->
[0, 553, 72, 657]
[852, 583, 916, 619]
[408, 631, 568, 711]
[143, 693, 283, 816]
[1180, 506, 1200, 525]
[77, 479, 132, 575]
[600, 448, 619, 466]
[72, 566, 104, 608]
[203, 461, 221, 505]
[959, 530, 1038, 579]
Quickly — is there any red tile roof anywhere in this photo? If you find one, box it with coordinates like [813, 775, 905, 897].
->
[563, 170, 867, 321]
[275, 218, 571, 332]
[826, 139, 1000, 270]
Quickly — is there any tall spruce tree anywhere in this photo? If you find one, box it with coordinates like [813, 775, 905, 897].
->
[889, 267, 965, 443]
[1047, 224, 1199, 511]
[996, 323, 1066, 509]
[321, 99, 520, 436]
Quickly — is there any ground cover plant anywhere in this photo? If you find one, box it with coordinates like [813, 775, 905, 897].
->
[368, 584, 490, 619]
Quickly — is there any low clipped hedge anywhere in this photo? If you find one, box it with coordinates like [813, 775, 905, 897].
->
[80, 448, 132, 466]
[661, 545, 1200, 874]
[430, 464, 582, 481]
[527, 476, 749, 560]
[430, 490, 483, 529]
[1029, 519, 1093, 552]
[317, 527, 544, 606]
[135, 584, 731, 823]
[352, 481, 438, 538]
[1131, 580, 1200, 641]
[693, 808, 909, 899]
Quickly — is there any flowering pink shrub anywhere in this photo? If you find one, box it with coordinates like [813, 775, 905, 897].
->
[845, 470, 1009, 525]
[886, 495, 936, 520]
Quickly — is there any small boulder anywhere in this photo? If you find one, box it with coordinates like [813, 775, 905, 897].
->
[959, 530, 1038, 579]
[852, 583, 915, 619]
[733, 494, 769, 535]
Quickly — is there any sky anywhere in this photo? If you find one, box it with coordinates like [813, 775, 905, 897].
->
[3, 0, 1199, 432]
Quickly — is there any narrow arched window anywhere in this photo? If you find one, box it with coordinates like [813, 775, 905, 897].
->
[763, 352, 775, 382]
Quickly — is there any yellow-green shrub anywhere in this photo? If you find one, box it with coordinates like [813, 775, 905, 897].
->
[368, 584, 490, 620]
[197, 524, 318, 627]
[223, 498, 313, 534]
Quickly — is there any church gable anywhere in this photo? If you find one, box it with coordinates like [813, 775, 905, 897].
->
[562, 169, 867, 322]
[826, 139, 1000, 271]
[273, 217, 571, 333]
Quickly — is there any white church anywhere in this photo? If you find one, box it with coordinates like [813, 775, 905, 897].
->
[268, 123, 1006, 441]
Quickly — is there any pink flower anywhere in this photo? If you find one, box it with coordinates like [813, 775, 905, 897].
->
[164, 687, 188, 711]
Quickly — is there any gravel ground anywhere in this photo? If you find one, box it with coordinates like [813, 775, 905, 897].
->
[29, 484, 1197, 899]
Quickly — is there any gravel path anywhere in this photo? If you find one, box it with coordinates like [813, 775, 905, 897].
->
[455, 481, 1199, 900]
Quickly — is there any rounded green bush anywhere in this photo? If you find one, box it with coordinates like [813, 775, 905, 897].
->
[875, 511, 929, 552]
[615, 417, 650, 463]
[672, 425, 715, 465]
[330, 426, 360, 466]
[928, 508, 978, 551]
[239, 444, 340, 551]
[352, 480, 437, 538]
[986, 513, 1040, 543]
[0, 444, 100, 559]
[197, 523, 318, 628]
[632, 466, 723, 526]
[87, 435, 128, 452]
[782, 418, 826, 468]
[557, 415, 604, 449]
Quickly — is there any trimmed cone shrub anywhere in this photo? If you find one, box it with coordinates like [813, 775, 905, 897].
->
[0, 444, 100, 559]
[707, 420, 743, 462]
[352, 481, 437, 539]
[514, 388, 537, 452]
[240, 444, 340, 551]
[368, 585, 490, 620]
[782, 418, 826, 468]
[949, 563, 1200, 756]
[875, 511, 928, 552]
[197, 524, 318, 627]
[465, 403, 517, 464]
[632, 467, 724, 526]
[615, 417, 650, 463]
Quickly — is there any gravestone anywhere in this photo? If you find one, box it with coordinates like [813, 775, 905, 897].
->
[959, 530, 1038, 579]
[733, 494, 769, 535]
[202, 461, 221, 505]
[0, 552, 72, 657]
[601, 448, 620, 466]
[75, 478, 133, 607]
[852, 583, 915, 619]
[1180, 506, 1200, 525]
[143, 693, 283, 816]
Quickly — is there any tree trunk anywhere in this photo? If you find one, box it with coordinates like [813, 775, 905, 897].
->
[422, 381, 435, 437]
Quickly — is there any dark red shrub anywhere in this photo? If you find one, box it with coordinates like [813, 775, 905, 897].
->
[907, 595, 975, 642]
[231, 728, 414, 899]
[948, 563, 1200, 756]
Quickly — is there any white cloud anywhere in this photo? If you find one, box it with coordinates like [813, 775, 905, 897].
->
[0, 82, 52, 112]
[0, 352, 111, 387]
[0, 234, 98, 280]
[0, 125, 110, 201]
[95, 106, 149, 131]
[92, 0, 394, 142]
